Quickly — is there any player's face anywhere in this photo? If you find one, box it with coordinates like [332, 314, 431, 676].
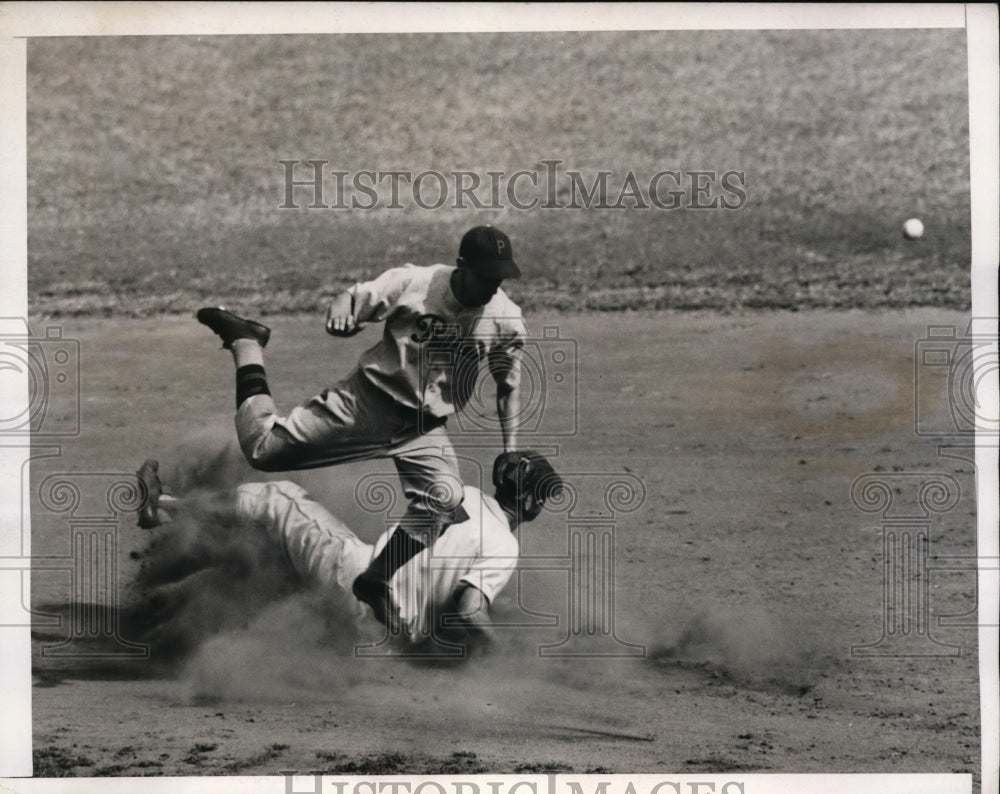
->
[496, 488, 544, 524]
[453, 264, 503, 307]
[520, 494, 543, 522]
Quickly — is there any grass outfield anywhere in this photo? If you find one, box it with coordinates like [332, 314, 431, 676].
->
[26, 30, 970, 316]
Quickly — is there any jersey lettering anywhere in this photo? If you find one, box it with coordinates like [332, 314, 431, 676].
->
[411, 313, 460, 343]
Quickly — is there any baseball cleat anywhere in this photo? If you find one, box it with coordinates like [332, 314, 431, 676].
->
[136, 458, 163, 530]
[196, 307, 271, 349]
[352, 571, 391, 628]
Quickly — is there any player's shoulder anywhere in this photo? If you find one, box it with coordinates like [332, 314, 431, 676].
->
[367, 263, 445, 298]
[469, 489, 518, 548]
[377, 262, 431, 281]
[462, 485, 487, 515]
[491, 286, 523, 314]
[464, 487, 510, 527]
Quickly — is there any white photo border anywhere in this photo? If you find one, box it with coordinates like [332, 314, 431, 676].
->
[0, 3, 996, 792]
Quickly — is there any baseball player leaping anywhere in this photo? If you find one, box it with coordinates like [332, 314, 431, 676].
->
[136, 451, 561, 650]
[196, 226, 527, 626]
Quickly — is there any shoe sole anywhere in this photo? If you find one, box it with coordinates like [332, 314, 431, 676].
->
[136, 459, 162, 530]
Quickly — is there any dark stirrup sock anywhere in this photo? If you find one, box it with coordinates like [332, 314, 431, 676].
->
[368, 528, 428, 582]
[235, 364, 271, 409]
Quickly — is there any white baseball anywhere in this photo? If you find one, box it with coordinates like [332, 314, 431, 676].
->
[902, 218, 924, 239]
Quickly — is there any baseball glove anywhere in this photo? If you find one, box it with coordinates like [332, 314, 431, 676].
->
[325, 325, 363, 338]
[492, 450, 563, 510]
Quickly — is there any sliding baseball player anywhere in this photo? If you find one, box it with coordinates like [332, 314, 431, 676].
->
[136, 450, 561, 649]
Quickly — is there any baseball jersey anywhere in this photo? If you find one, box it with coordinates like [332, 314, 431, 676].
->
[348, 264, 527, 419]
[376, 485, 519, 640]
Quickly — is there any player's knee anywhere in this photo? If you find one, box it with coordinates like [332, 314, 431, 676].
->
[239, 441, 291, 473]
[236, 414, 300, 473]
[234, 482, 269, 524]
[246, 454, 287, 473]
[235, 480, 306, 523]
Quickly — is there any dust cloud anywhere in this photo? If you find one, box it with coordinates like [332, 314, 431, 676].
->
[642, 606, 838, 693]
[122, 437, 835, 711]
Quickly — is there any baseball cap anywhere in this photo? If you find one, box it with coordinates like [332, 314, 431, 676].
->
[458, 225, 521, 279]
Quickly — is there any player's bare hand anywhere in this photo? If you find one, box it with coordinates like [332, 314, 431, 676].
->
[325, 293, 359, 337]
[450, 585, 496, 657]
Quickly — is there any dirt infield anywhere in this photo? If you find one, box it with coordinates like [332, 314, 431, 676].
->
[29, 308, 980, 779]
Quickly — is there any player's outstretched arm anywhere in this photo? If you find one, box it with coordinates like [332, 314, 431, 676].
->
[489, 341, 524, 452]
[496, 383, 520, 453]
